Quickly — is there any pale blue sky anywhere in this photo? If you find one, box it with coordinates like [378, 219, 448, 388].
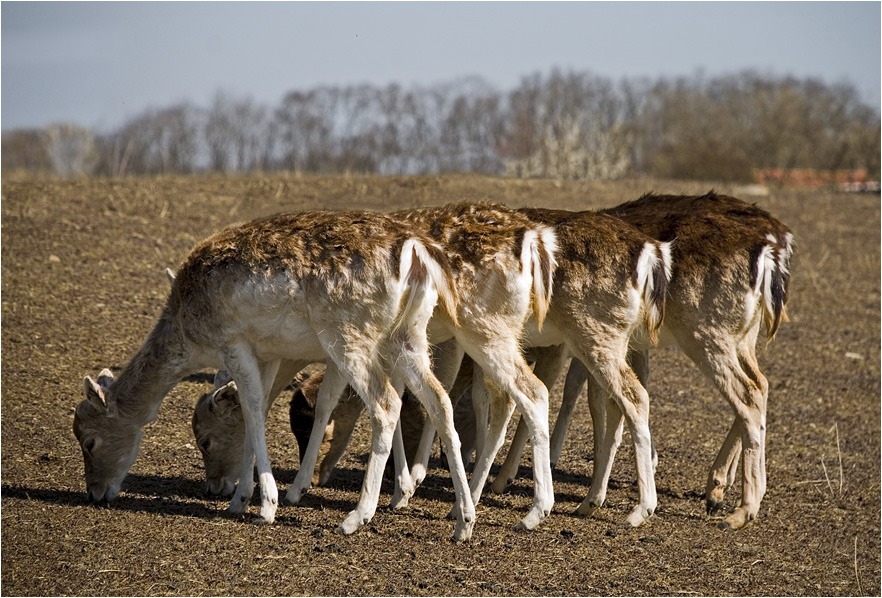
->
[2, 1, 880, 132]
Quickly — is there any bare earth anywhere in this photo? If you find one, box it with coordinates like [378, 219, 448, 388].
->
[2, 173, 879, 596]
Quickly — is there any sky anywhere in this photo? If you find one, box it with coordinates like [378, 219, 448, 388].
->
[2, 1, 880, 132]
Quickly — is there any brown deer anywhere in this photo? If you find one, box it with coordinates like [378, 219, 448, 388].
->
[191, 202, 672, 528]
[493, 192, 793, 529]
[283, 203, 560, 532]
[74, 209, 481, 540]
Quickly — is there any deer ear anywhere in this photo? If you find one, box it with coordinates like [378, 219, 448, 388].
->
[96, 368, 115, 389]
[210, 381, 240, 418]
[83, 376, 108, 412]
[213, 370, 233, 389]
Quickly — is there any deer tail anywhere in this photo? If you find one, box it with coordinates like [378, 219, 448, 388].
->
[521, 226, 558, 330]
[755, 232, 793, 344]
[634, 240, 672, 345]
[396, 238, 458, 332]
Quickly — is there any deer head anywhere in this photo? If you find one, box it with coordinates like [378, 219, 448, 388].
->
[191, 371, 244, 496]
[73, 369, 144, 503]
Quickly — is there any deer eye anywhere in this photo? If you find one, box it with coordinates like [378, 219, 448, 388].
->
[83, 439, 97, 456]
[198, 438, 211, 453]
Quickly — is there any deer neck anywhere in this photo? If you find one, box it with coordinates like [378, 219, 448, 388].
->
[109, 307, 193, 426]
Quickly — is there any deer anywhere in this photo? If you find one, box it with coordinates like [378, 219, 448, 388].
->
[192, 204, 673, 528]
[74, 209, 483, 541]
[280, 203, 561, 533]
[188, 203, 561, 532]
[491, 192, 793, 529]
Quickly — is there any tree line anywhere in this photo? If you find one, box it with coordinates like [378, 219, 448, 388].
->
[4, 69, 879, 182]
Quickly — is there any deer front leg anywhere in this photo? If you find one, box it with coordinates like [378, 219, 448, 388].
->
[337, 375, 401, 535]
[552, 356, 590, 467]
[389, 418, 416, 510]
[285, 363, 348, 506]
[468, 375, 515, 506]
[226, 352, 280, 523]
[706, 419, 742, 515]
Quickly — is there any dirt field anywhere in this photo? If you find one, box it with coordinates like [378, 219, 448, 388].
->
[2, 173, 879, 596]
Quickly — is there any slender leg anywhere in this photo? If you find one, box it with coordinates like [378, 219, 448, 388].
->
[470, 368, 489, 469]
[409, 340, 464, 486]
[316, 393, 363, 486]
[284, 363, 348, 505]
[468, 374, 516, 506]
[394, 335, 475, 542]
[552, 357, 590, 467]
[226, 352, 280, 523]
[491, 416, 528, 493]
[463, 337, 554, 531]
[490, 345, 566, 494]
[337, 368, 403, 535]
[389, 406, 416, 510]
[578, 393, 624, 516]
[706, 420, 742, 514]
[682, 336, 766, 529]
[576, 349, 656, 527]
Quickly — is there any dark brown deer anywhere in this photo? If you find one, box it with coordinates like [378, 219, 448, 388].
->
[494, 192, 793, 529]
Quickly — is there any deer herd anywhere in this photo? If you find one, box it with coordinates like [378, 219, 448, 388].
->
[74, 191, 793, 542]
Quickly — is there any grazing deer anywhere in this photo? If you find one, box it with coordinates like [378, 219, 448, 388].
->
[191, 203, 561, 531]
[74, 209, 482, 540]
[284, 203, 560, 532]
[190, 203, 671, 529]
[493, 192, 793, 529]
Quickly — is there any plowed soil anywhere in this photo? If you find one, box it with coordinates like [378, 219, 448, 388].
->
[2, 173, 879, 596]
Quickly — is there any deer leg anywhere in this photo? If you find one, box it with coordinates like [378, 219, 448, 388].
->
[337, 367, 402, 536]
[706, 419, 742, 514]
[465, 338, 553, 531]
[284, 363, 348, 506]
[552, 357, 590, 467]
[491, 416, 527, 493]
[577, 392, 624, 516]
[316, 396, 363, 487]
[628, 350, 656, 471]
[393, 335, 475, 542]
[491, 344, 566, 493]
[225, 351, 280, 523]
[409, 340, 464, 487]
[689, 339, 767, 529]
[468, 374, 516, 506]
[578, 350, 656, 527]
[389, 400, 416, 510]
[470, 367, 490, 469]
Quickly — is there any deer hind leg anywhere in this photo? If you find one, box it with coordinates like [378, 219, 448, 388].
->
[465, 338, 554, 531]
[284, 363, 349, 506]
[408, 339, 464, 487]
[584, 348, 653, 473]
[392, 334, 475, 542]
[690, 338, 767, 529]
[224, 350, 280, 523]
[706, 420, 743, 514]
[335, 365, 403, 536]
[491, 344, 567, 494]
[577, 347, 656, 528]
[468, 373, 516, 507]
[577, 391, 625, 517]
